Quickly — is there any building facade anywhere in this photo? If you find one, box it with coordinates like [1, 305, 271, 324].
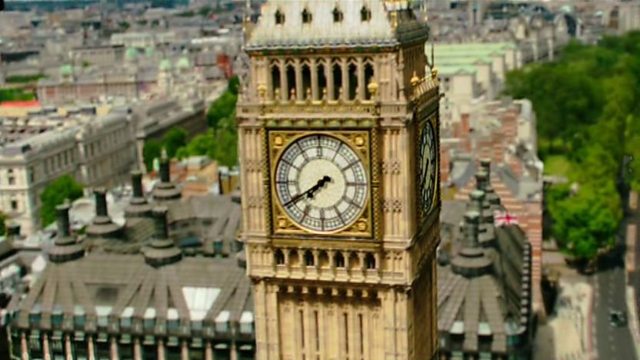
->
[0, 109, 136, 235]
[239, 1, 441, 359]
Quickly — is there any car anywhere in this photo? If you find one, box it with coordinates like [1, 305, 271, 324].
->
[609, 310, 628, 327]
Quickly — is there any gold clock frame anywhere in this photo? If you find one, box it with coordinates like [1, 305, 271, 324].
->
[416, 112, 440, 223]
[266, 129, 378, 239]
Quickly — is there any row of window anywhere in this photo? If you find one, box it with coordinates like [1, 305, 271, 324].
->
[274, 6, 372, 25]
[268, 58, 376, 102]
[274, 249, 377, 270]
[13, 333, 254, 360]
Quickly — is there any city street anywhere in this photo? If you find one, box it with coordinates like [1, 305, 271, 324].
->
[591, 216, 637, 360]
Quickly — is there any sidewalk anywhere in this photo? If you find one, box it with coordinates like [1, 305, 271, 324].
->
[534, 280, 594, 360]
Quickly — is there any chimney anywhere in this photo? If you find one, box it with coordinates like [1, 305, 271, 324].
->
[475, 170, 488, 191]
[480, 158, 491, 179]
[469, 190, 485, 216]
[144, 206, 182, 268]
[94, 188, 108, 218]
[464, 211, 480, 248]
[153, 206, 169, 240]
[159, 154, 171, 183]
[56, 202, 71, 238]
[131, 170, 144, 198]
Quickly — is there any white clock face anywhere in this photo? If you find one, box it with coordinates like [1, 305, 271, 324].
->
[274, 135, 368, 233]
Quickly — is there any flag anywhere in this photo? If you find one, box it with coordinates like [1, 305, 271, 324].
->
[494, 210, 518, 227]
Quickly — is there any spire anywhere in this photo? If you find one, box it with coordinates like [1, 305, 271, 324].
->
[49, 202, 84, 263]
[144, 207, 182, 268]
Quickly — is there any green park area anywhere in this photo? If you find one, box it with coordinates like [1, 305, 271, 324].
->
[0, 88, 36, 102]
[143, 76, 239, 172]
[5, 74, 45, 84]
[505, 31, 640, 263]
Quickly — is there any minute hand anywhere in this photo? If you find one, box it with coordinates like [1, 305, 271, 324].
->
[283, 176, 331, 207]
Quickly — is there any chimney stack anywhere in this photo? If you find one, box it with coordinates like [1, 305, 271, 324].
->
[94, 188, 108, 218]
[475, 170, 488, 191]
[480, 158, 491, 179]
[56, 202, 71, 238]
[144, 206, 182, 267]
[50, 201, 84, 263]
[126, 169, 153, 217]
[131, 170, 144, 198]
[153, 206, 169, 240]
[159, 154, 171, 183]
[464, 211, 480, 248]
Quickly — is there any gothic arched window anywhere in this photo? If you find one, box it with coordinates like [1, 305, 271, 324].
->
[365, 253, 376, 270]
[274, 249, 285, 265]
[275, 9, 285, 25]
[304, 250, 315, 266]
[334, 252, 345, 268]
[302, 8, 312, 24]
[333, 7, 344, 23]
[361, 6, 372, 22]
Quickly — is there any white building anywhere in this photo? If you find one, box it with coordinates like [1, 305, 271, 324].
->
[0, 109, 136, 235]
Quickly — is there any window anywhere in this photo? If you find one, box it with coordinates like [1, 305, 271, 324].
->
[10, 199, 18, 211]
[333, 7, 343, 23]
[365, 253, 376, 269]
[364, 62, 375, 99]
[302, 8, 312, 23]
[270, 64, 281, 99]
[361, 6, 372, 22]
[274, 249, 285, 265]
[334, 252, 345, 268]
[285, 62, 296, 101]
[316, 63, 327, 100]
[275, 10, 285, 25]
[301, 63, 311, 100]
[304, 250, 314, 266]
[332, 61, 343, 100]
[347, 62, 358, 100]
[6, 168, 15, 184]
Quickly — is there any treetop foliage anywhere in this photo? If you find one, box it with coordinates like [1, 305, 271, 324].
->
[40, 175, 84, 227]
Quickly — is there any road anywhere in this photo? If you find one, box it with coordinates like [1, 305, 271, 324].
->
[591, 215, 637, 360]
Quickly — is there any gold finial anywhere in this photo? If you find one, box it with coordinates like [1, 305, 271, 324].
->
[306, 88, 312, 101]
[257, 83, 266, 100]
[367, 81, 378, 99]
[338, 87, 344, 102]
[431, 67, 439, 80]
[289, 88, 296, 101]
[411, 71, 420, 87]
[274, 88, 281, 101]
[322, 88, 328, 102]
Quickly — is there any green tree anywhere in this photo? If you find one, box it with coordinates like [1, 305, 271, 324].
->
[0, 89, 36, 102]
[176, 130, 216, 159]
[207, 91, 237, 129]
[162, 127, 188, 158]
[550, 182, 622, 261]
[40, 175, 84, 227]
[228, 76, 240, 96]
[143, 139, 162, 172]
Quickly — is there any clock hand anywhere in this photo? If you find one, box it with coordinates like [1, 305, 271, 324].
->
[283, 176, 332, 207]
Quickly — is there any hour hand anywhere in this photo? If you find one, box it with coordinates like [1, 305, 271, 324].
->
[283, 176, 332, 207]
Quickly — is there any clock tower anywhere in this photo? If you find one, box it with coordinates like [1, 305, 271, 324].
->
[237, 1, 441, 359]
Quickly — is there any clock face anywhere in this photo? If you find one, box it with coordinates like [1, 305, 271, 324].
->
[274, 134, 369, 233]
[419, 120, 437, 215]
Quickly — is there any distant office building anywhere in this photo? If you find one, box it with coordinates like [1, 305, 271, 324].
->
[0, 108, 136, 235]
